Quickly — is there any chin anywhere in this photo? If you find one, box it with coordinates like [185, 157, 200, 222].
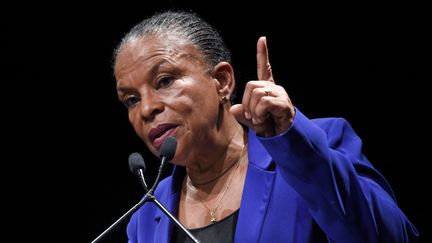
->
[168, 157, 188, 167]
[168, 147, 188, 167]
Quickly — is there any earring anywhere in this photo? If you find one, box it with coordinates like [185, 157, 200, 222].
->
[220, 96, 229, 104]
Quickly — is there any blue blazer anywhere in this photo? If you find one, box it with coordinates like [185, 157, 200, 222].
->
[127, 109, 418, 242]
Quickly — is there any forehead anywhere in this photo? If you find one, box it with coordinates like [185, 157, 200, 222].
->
[115, 35, 205, 70]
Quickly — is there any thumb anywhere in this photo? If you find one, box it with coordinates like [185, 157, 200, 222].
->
[230, 104, 253, 128]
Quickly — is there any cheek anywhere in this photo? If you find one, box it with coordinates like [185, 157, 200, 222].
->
[172, 95, 220, 148]
[128, 110, 144, 138]
[194, 93, 220, 119]
[128, 110, 158, 155]
[173, 94, 217, 126]
[177, 84, 219, 113]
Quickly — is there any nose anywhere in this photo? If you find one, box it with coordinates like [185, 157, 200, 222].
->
[140, 92, 164, 122]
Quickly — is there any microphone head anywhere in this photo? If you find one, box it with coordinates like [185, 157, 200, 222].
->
[159, 136, 177, 161]
[128, 152, 146, 174]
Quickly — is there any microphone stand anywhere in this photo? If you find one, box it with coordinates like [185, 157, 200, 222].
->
[91, 163, 165, 243]
[92, 138, 199, 243]
[91, 184, 200, 243]
[92, 158, 199, 243]
[137, 169, 200, 243]
[91, 194, 152, 243]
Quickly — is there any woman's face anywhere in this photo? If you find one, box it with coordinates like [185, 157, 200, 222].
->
[115, 36, 222, 164]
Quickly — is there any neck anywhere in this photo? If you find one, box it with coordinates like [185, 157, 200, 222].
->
[186, 123, 247, 187]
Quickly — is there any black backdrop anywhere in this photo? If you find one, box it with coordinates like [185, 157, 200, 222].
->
[7, 1, 428, 242]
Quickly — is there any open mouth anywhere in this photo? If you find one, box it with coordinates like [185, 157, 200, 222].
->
[148, 124, 177, 148]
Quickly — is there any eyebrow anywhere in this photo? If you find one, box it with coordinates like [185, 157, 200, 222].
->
[116, 59, 170, 93]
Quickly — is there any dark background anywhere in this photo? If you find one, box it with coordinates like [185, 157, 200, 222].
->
[7, 1, 429, 242]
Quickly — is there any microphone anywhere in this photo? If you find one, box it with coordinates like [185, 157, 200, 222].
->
[147, 136, 177, 194]
[90, 137, 178, 243]
[128, 138, 200, 243]
[128, 152, 149, 191]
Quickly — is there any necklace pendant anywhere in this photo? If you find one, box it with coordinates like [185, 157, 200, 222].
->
[210, 211, 217, 223]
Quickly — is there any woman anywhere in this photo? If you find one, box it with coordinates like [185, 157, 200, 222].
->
[114, 10, 418, 243]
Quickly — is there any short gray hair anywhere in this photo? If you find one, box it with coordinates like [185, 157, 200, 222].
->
[114, 10, 232, 71]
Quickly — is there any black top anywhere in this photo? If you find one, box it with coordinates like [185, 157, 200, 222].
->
[171, 210, 240, 243]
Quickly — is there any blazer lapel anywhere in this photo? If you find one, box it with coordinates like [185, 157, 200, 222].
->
[153, 167, 184, 243]
[152, 196, 175, 243]
[235, 130, 276, 242]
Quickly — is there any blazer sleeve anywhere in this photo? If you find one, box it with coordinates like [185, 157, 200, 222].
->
[258, 108, 419, 243]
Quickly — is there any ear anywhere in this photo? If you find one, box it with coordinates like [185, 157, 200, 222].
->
[212, 62, 236, 100]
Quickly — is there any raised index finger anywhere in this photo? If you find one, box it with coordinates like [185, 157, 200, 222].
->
[257, 36, 274, 82]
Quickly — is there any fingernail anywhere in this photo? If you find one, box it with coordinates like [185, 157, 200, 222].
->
[245, 112, 251, 119]
[252, 118, 257, 125]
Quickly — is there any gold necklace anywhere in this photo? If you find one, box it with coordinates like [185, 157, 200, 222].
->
[186, 144, 246, 223]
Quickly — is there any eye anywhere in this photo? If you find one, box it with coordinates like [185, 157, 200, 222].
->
[122, 94, 141, 108]
[156, 76, 175, 89]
